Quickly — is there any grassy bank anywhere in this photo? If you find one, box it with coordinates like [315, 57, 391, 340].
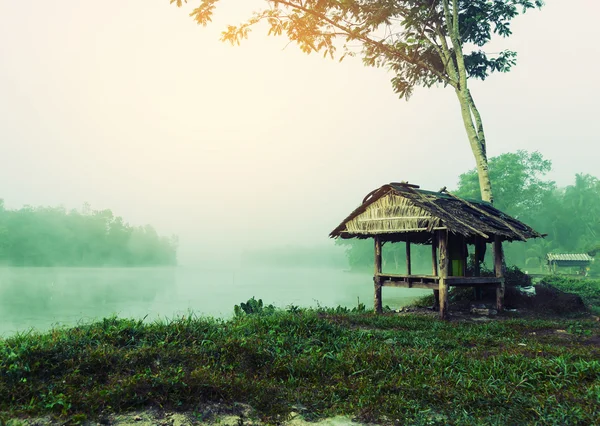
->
[538, 275, 600, 315]
[1, 305, 599, 425]
[411, 271, 600, 317]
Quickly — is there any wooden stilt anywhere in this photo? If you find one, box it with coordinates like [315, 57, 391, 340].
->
[374, 278, 382, 314]
[473, 237, 481, 277]
[431, 239, 438, 276]
[439, 279, 448, 320]
[494, 235, 505, 312]
[474, 237, 482, 300]
[438, 230, 449, 320]
[374, 236, 383, 314]
[432, 235, 439, 308]
[406, 241, 412, 276]
[461, 236, 468, 276]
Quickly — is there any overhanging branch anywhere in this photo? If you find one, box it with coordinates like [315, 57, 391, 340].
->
[273, 0, 454, 87]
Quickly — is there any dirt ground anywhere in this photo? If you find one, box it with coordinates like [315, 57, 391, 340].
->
[7, 405, 364, 426]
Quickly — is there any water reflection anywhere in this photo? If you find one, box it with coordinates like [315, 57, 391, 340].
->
[0, 268, 173, 335]
[0, 267, 428, 336]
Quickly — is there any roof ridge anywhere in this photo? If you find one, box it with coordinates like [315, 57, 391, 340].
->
[330, 183, 542, 242]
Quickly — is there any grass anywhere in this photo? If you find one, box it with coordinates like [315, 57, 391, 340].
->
[1, 303, 599, 425]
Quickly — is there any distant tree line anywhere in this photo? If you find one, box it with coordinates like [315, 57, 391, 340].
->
[0, 202, 178, 266]
[338, 151, 600, 276]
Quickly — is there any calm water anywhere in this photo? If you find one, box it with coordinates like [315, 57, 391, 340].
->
[0, 267, 429, 336]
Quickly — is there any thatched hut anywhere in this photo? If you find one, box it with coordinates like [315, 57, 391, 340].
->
[330, 182, 543, 319]
[546, 253, 593, 275]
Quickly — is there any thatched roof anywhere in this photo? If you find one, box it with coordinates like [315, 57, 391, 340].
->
[329, 183, 543, 244]
[547, 253, 593, 262]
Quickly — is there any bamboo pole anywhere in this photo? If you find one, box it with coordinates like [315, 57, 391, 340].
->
[438, 230, 449, 320]
[431, 238, 439, 276]
[432, 236, 439, 309]
[374, 236, 383, 314]
[494, 235, 505, 311]
[473, 237, 482, 300]
[473, 237, 481, 277]
[461, 235, 468, 276]
[406, 241, 412, 276]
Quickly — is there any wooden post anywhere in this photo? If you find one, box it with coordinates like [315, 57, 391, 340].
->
[374, 236, 383, 314]
[473, 237, 482, 300]
[438, 230, 449, 320]
[431, 238, 438, 276]
[431, 236, 439, 309]
[406, 241, 412, 276]
[473, 237, 481, 277]
[461, 236, 468, 276]
[494, 235, 505, 312]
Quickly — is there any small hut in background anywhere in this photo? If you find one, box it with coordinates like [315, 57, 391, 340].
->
[330, 183, 543, 319]
[546, 253, 593, 275]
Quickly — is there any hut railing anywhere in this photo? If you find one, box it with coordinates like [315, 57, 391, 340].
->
[375, 272, 504, 290]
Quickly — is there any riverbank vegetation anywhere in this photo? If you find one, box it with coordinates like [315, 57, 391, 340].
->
[0, 202, 177, 266]
[338, 150, 600, 276]
[1, 299, 598, 425]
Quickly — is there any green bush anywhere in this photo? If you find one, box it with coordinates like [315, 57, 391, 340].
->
[504, 265, 533, 287]
[588, 259, 600, 278]
[410, 293, 435, 308]
[234, 297, 276, 317]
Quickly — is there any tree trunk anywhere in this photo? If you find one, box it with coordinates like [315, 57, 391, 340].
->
[442, 0, 494, 204]
[455, 89, 493, 203]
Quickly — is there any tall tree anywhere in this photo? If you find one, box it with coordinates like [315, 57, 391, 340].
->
[455, 150, 555, 268]
[171, 0, 543, 202]
[558, 174, 600, 251]
[455, 150, 555, 217]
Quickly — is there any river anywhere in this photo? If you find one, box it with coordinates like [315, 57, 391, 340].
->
[0, 266, 429, 336]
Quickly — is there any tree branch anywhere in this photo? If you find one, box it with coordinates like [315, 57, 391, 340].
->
[273, 0, 453, 87]
[434, 24, 458, 86]
[442, 0, 467, 90]
[466, 89, 487, 157]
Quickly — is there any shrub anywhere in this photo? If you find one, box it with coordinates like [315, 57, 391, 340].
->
[504, 265, 533, 288]
[588, 258, 600, 277]
[234, 297, 276, 317]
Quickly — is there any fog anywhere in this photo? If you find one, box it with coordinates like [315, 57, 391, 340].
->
[1, 1, 598, 264]
[0, 2, 599, 333]
[0, 266, 429, 336]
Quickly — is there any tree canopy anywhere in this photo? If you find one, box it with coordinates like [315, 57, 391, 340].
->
[0, 203, 178, 267]
[174, 0, 542, 96]
[172, 0, 544, 202]
[455, 150, 555, 220]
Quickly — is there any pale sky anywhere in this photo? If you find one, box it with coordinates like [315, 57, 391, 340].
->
[1, 1, 598, 264]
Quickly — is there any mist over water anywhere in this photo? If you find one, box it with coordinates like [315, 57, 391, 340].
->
[0, 265, 428, 337]
[0, 2, 598, 342]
